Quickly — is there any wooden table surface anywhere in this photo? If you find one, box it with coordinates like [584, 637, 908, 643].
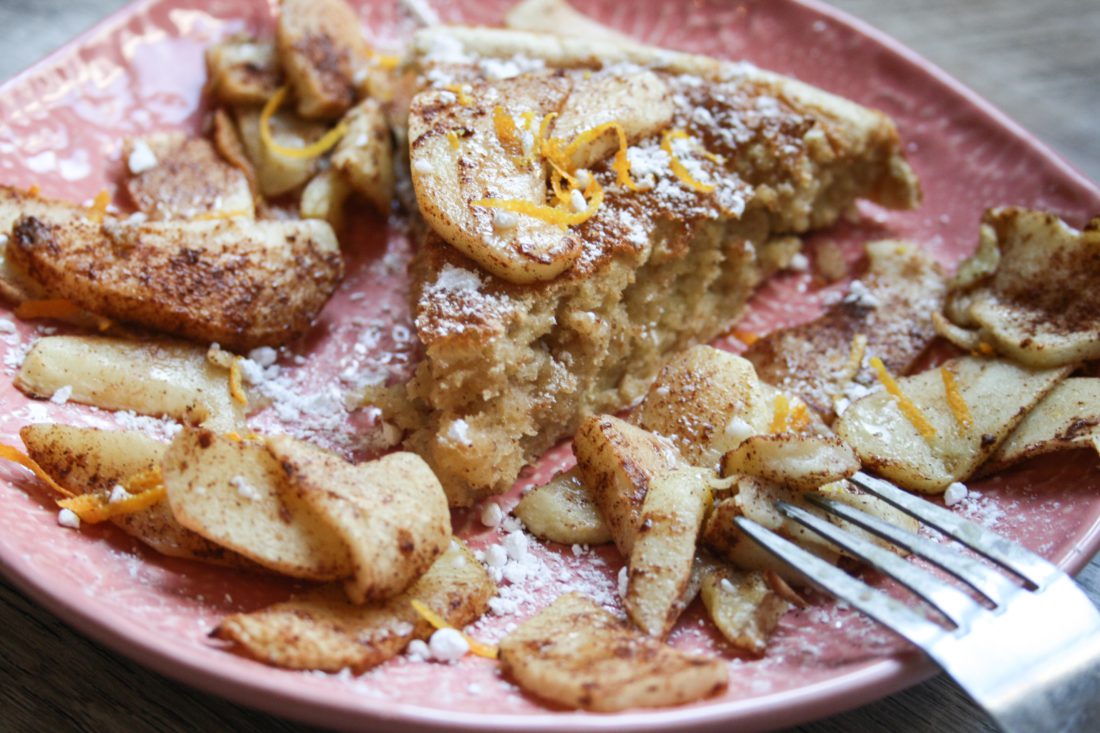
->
[0, 1, 1097, 731]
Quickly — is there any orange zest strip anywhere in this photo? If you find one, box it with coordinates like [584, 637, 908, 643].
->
[940, 366, 972, 429]
[260, 86, 348, 160]
[789, 402, 812, 433]
[560, 122, 637, 191]
[191, 209, 250, 221]
[537, 112, 557, 145]
[549, 169, 571, 206]
[225, 431, 262, 443]
[769, 393, 790, 434]
[58, 485, 166, 524]
[844, 334, 868, 377]
[124, 468, 164, 492]
[368, 50, 401, 70]
[446, 130, 460, 151]
[870, 356, 937, 439]
[87, 189, 111, 223]
[732, 329, 759, 346]
[661, 129, 716, 193]
[410, 599, 498, 660]
[229, 357, 249, 407]
[15, 298, 81, 321]
[443, 84, 472, 106]
[0, 445, 75, 498]
[972, 341, 995, 358]
[473, 179, 603, 230]
[492, 106, 522, 156]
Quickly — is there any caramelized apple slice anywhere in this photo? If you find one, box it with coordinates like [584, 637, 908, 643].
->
[8, 215, 342, 350]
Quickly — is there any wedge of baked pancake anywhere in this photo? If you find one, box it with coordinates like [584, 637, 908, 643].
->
[401, 27, 921, 506]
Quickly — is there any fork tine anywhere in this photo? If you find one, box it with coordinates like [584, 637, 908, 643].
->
[803, 493, 1022, 607]
[849, 472, 1058, 589]
[734, 516, 946, 648]
[775, 501, 987, 629]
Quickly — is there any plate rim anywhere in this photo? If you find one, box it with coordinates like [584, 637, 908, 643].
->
[0, 0, 1098, 731]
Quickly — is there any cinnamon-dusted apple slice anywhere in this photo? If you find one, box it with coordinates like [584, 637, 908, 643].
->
[216, 541, 494, 672]
[744, 240, 946, 422]
[7, 215, 342, 351]
[331, 97, 394, 214]
[300, 169, 352, 230]
[205, 36, 282, 106]
[940, 209, 1100, 368]
[719, 433, 859, 491]
[266, 435, 452, 604]
[20, 424, 250, 566]
[572, 414, 683, 556]
[0, 185, 81, 304]
[981, 378, 1100, 474]
[836, 356, 1070, 492]
[634, 346, 785, 467]
[408, 73, 574, 285]
[514, 467, 612, 546]
[16, 336, 245, 433]
[699, 564, 790, 656]
[234, 105, 330, 197]
[276, 0, 367, 119]
[408, 70, 672, 284]
[122, 133, 255, 221]
[498, 593, 727, 711]
[623, 467, 713, 637]
[162, 430, 353, 580]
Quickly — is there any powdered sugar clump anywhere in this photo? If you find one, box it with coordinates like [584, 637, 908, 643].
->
[431, 265, 482, 294]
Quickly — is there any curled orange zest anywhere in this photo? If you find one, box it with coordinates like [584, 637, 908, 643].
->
[474, 178, 603, 230]
[871, 357, 937, 439]
[411, 599, 498, 660]
[443, 84, 472, 106]
[0, 445, 75, 498]
[260, 86, 348, 159]
[940, 366, 972, 429]
[732, 329, 759, 346]
[124, 468, 164, 492]
[492, 106, 522, 156]
[537, 112, 557, 145]
[972, 341, 995, 358]
[368, 50, 401, 70]
[549, 168, 571, 206]
[58, 484, 166, 524]
[662, 129, 716, 193]
[87, 189, 110, 223]
[229, 357, 248, 407]
[769, 393, 790, 434]
[560, 122, 637, 191]
[789, 402, 812, 433]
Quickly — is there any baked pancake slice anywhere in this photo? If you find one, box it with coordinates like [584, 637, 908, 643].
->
[401, 26, 921, 506]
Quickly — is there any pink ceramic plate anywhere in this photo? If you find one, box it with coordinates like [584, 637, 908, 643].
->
[1, 0, 1098, 731]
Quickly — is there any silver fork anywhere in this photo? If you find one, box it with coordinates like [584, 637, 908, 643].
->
[734, 470, 1100, 733]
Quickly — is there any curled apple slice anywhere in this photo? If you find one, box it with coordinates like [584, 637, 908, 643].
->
[408, 70, 673, 284]
[409, 73, 575, 284]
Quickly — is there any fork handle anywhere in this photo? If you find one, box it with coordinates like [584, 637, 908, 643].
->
[978, 629, 1100, 733]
